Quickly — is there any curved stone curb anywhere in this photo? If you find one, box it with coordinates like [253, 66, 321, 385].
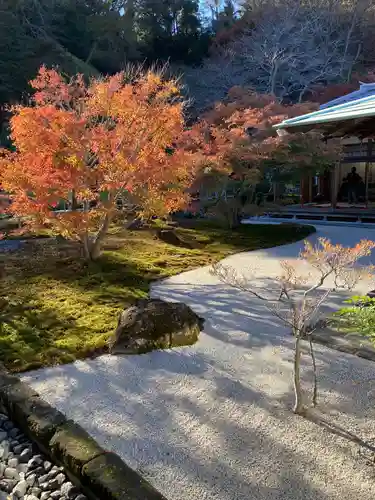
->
[311, 330, 375, 363]
[0, 369, 167, 500]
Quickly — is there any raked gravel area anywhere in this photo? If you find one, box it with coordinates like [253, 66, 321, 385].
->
[22, 225, 375, 500]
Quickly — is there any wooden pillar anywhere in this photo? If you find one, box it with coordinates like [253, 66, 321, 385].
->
[300, 175, 310, 206]
[367, 140, 373, 207]
[308, 175, 313, 203]
[331, 162, 340, 209]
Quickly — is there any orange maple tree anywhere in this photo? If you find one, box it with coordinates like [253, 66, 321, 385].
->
[0, 66, 199, 260]
[193, 87, 342, 201]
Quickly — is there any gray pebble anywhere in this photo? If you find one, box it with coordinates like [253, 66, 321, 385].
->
[8, 428, 20, 439]
[0, 443, 9, 460]
[47, 469, 60, 480]
[28, 466, 44, 477]
[38, 473, 50, 484]
[30, 487, 42, 496]
[17, 463, 29, 474]
[0, 414, 8, 422]
[25, 496, 40, 500]
[40, 481, 51, 491]
[40, 492, 51, 500]
[28, 456, 43, 469]
[0, 431, 7, 442]
[8, 458, 18, 468]
[44, 461, 52, 472]
[0, 478, 17, 492]
[11, 479, 28, 497]
[26, 472, 36, 487]
[3, 421, 13, 431]
[51, 465, 64, 473]
[4, 467, 20, 480]
[13, 444, 27, 455]
[50, 491, 62, 499]
[19, 448, 33, 463]
[0, 463, 5, 477]
[55, 472, 65, 485]
[60, 481, 78, 498]
[47, 478, 60, 490]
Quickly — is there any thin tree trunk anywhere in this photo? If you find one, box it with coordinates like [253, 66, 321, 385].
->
[81, 233, 91, 260]
[293, 335, 304, 414]
[308, 334, 318, 407]
[90, 212, 113, 260]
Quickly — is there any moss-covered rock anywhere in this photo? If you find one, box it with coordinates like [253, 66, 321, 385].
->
[12, 396, 66, 453]
[109, 298, 204, 355]
[82, 452, 167, 500]
[49, 420, 104, 477]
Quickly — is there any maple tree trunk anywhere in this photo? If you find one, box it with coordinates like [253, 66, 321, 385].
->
[89, 212, 113, 260]
[309, 335, 318, 407]
[293, 335, 304, 414]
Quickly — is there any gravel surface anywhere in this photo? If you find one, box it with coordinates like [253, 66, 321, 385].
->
[22, 225, 375, 500]
[0, 414, 86, 500]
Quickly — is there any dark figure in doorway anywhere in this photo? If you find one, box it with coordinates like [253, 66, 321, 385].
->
[345, 167, 362, 204]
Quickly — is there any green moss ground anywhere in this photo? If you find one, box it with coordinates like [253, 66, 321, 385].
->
[0, 221, 314, 372]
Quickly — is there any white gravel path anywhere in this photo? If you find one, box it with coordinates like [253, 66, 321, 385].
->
[22, 225, 375, 500]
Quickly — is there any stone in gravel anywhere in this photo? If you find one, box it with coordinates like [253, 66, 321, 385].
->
[0, 413, 8, 422]
[40, 492, 51, 500]
[26, 473, 36, 487]
[0, 443, 9, 460]
[19, 447, 33, 462]
[47, 478, 60, 490]
[38, 473, 50, 484]
[55, 472, 65, 485]
[60, 482, 78, 498]
[17, 463, 29, 474]
[28, 466, 44, 477]
[0, 478, 17, 492]
[46, 469, 59, 480]
[25, 496, 40, 500]
[30, 487, 42, 496]
[50, 491, 62, 499]
[40, 482, 51, 491]
[12, 479, 28, 497]
[3, 421, 13, 431]
[75, 496, 87, 500]
[43, 461, 52, 472]
[0, 431, 7, 442]
[13, 444, 27, 455]
[28, 456, 43, 469]
[0, 463, 5, 477]
[8, 428, 20, 439]
[4, 467, 20, 480]
[8, 458, 18, 468]
[51, 465, 63, 473]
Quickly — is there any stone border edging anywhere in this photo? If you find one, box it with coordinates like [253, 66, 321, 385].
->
[311, 331, 375, 362]
[0, 369, 167, 500]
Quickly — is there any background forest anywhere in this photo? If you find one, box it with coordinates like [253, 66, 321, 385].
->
[2, 0, 375, 123]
